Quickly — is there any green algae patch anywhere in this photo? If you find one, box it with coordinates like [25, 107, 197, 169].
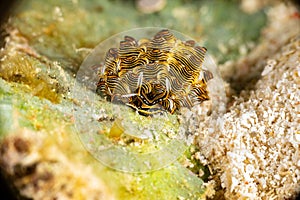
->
[72, 69, 191, 173]
[0, 77, 208, 199]
[118, 163, 206, 200]
[0, 97, 13, 138]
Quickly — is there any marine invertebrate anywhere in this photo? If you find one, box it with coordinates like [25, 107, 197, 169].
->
[96, 29, 213, 115]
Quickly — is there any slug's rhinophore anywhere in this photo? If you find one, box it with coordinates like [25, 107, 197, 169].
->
[96, 29, 213, 115]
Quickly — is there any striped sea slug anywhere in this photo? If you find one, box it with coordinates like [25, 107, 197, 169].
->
[96, 29, 213, 115]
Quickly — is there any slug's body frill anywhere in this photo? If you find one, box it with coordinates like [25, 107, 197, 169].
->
[96, 29, 213, 115]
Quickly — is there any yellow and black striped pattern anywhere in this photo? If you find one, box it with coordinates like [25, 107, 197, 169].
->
[96, 29, 213, 115]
